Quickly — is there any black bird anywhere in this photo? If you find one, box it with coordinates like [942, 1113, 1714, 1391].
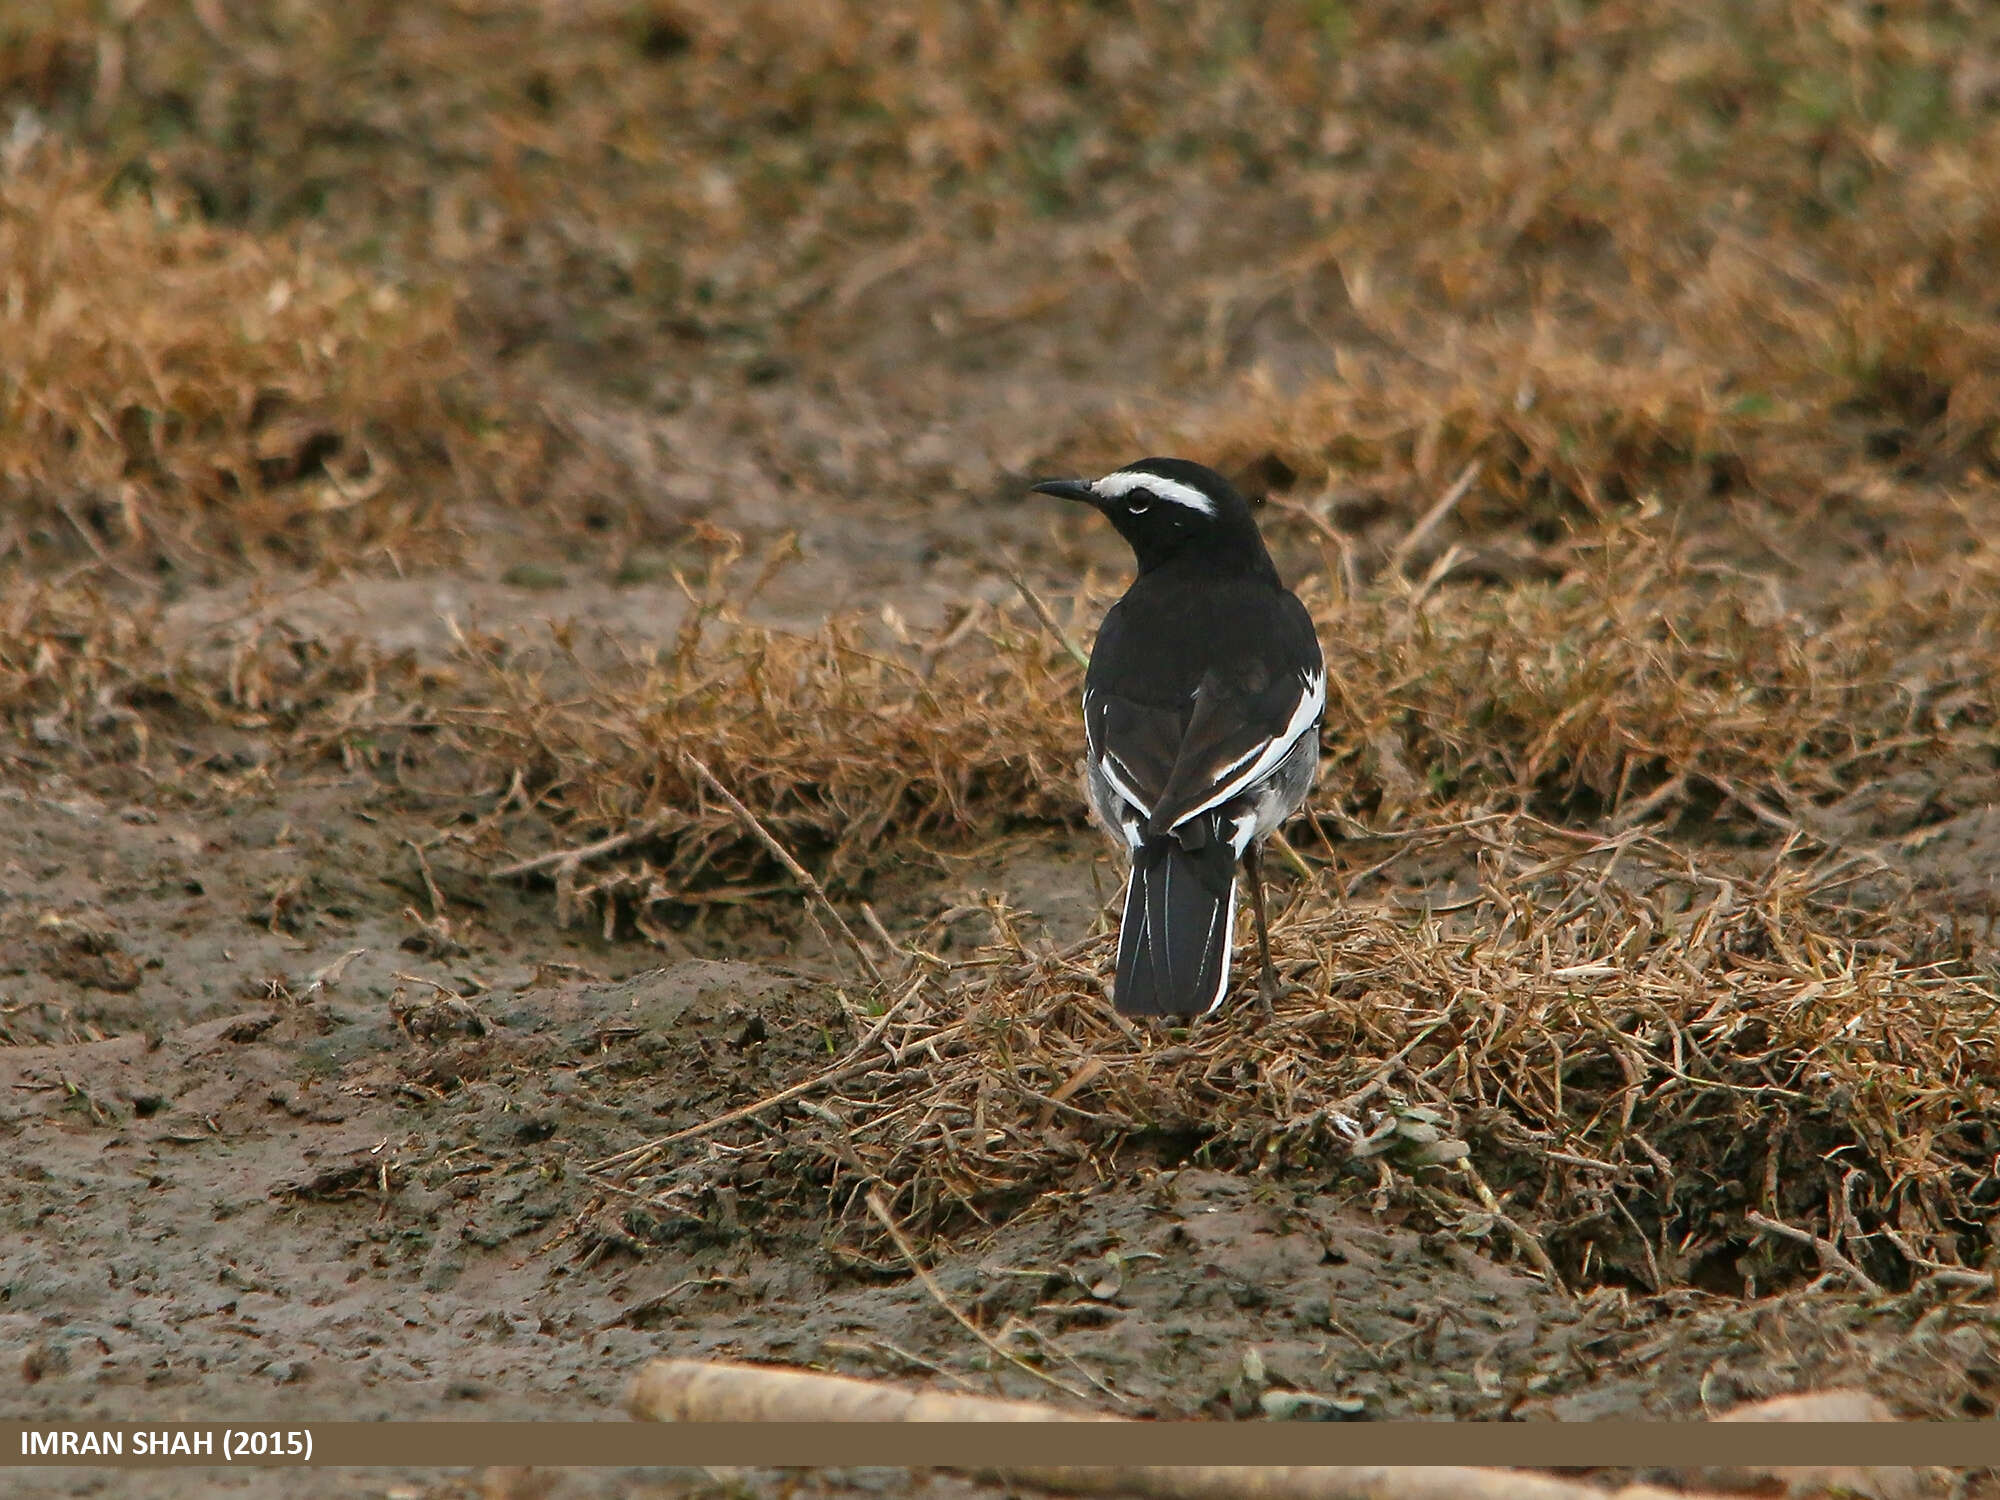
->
[1032, 458, 1324, 1017]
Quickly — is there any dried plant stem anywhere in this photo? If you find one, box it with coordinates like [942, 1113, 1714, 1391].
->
[1389, 456, 1482, 575]
[1009, 1464, 1711, 1500]
[1269, 828, 1317, 882]
[1005, 566, 1092, 671]
[1609, 773, 1687, 831]
[1462, 1165, 1569, 1296]
[986, 1467, 1702, 1500]
[866, 1188, 1095, 1402]
[629, 1355, 1109, 1423]
[488, 815, 673, 880]
[683, 753, 885, 985]
[405, 838, 446, 917]
[1745, 1210, 1882, 1296]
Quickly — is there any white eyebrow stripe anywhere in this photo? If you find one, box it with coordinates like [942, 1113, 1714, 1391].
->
[1093, 470, 1216, 517]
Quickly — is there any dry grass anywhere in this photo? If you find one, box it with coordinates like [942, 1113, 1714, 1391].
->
[1309, 520, 2000, 825]
[12, 503, 1997, 936]
[435, 557, 1084, 924]
[586, 812, 2000, 1301]
[16, 4, 1997, 414]
[495, 531, 2000, 1297]
[402, 518, 1998, 911]
[7, 0, 2000, 1314]
[0, 581, 166, 758]
[7, 3, 2000, 555]
[0, 143, 495, 573]
[0, 575, 447, 774]
[19, 517, 1967, 1298]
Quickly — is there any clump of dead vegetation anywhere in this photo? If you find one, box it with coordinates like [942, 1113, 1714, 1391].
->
[0, 573, 451, 775]
[1092, 3, 2000, 554]
[10, 508, 1996, 931]
[19, 3, 1996, 481]
[398, 517, 1996, 929]
[308, 508, 2000, 1313]
[384, 525, 1997, 1301]
[0, 582, 162, 758]
[6, 0, 2000, 1325]
[0, 141, 482, 573]
[444, 552, 1084, 928]
[583, 812, 2000, 1305]
[1310, 519, 2000, 829]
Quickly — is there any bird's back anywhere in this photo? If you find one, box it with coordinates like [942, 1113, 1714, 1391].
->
[1088, 561, 1321, 710]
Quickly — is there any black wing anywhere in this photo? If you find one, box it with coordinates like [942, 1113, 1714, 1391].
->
[1084, 580, 1323, 840]
[1141, 663, 1323, 839]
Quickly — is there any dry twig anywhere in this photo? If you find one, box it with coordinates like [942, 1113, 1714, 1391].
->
[1005, 566, 1093, 672]
[684, 753, 885, 984]
[1388, 457, 1483, 575]
[866, 1188, 1095, 1402]
[1745, 1211, 1883, 1297]
[487, 816, 677, 881]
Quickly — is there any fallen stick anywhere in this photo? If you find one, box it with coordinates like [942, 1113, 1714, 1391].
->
[628, 1357, 1113, 1426]
[487, 815, 673, 880]
[1005, 565, 1093, 671]
[683, 752, 885, 985]
[865, 1188, 1093, 1403]
[965, 1473, 1711, 1500]
[1388, 456, 1482, 576]
[625, 1358, 1719, 1500]
[1744, 1210, 1883, 1296]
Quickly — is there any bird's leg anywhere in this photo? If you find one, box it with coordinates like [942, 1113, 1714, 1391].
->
[1244, 842, 1280, 1013]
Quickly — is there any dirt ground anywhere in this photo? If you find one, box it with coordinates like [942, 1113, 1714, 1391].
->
[8, 4, 2000, 1498]
[6, 492, 1998, 1500]
[5, 648, 1992, 1500]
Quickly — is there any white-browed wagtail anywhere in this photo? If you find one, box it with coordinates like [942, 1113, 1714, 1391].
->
[1033, 457, 1324, 1018]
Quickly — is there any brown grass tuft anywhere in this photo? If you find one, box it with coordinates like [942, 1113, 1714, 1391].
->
[426, 573, 1085, 927]
[0, 144, 476, 573]
[402, 520, 1999, 919]
[589, 815, 2000, 1301]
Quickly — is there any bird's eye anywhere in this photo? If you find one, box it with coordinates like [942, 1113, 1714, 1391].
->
[1127, 492, 1152, 514]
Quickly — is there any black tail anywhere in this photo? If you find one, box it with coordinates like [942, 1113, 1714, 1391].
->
[1113, 819, 1239, 1017]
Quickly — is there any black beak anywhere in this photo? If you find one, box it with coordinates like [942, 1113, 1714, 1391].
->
[1030, 478, 1098, 505]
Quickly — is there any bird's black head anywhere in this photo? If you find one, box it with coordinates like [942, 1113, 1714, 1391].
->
[1031, 457, 1273, 577]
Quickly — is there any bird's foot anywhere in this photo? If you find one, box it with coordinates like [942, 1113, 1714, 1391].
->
[1246, 967, 1277, 1021]
[1256, 966, 1308, 1017]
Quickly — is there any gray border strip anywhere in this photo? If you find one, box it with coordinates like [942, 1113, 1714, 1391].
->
[1, 1422, 1993, 1468]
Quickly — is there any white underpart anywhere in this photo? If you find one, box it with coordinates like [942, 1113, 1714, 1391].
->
[1093, 470, 1216, 517]
[1244, 775, 1297, 846]
[1167, 669, 1325, 832]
